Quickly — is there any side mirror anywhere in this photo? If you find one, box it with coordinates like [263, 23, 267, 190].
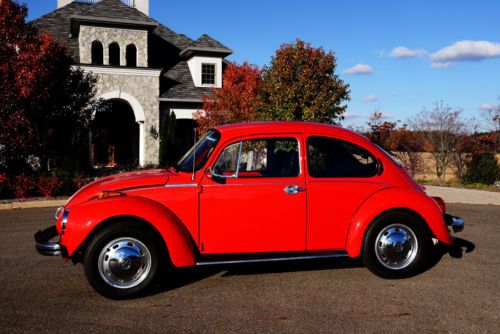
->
[205, 166, 236, 182]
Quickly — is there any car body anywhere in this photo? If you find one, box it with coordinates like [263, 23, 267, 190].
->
[35, 122, 464, 298]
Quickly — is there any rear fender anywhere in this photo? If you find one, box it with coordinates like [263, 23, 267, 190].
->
[61, 196, 196, 267]
[345, 188, 452, 258]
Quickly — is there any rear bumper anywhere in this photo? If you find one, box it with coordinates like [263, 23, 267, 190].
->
[444, 214, 464, 233]
[34, 225, 63, 256]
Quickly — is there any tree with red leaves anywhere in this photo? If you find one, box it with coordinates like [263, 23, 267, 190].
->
[195, 62, 264, 133]
[0, 0, 97, 175]
[262, 39, 350, 123]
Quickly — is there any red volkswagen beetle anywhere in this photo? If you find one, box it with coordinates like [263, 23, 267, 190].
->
[35, 122, 464, 299]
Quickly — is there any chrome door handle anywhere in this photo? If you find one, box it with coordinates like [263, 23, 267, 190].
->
[283, 185, 305, 195]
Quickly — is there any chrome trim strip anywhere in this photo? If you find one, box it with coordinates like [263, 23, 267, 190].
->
[235, 141, 243, 177]
[195, 252, 348, 266]
[202, 182, 305, 188]
[164, 183, 198, 188]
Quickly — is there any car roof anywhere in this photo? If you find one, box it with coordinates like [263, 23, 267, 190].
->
[213, 121, 364, 140]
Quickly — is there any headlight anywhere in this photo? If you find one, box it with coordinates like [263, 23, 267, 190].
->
[54, 206, 64, 220]
[61, 209, 70, 236]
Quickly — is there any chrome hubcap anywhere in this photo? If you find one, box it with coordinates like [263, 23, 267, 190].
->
[375, 224, 418, 270]
[98, 237, 151, 289]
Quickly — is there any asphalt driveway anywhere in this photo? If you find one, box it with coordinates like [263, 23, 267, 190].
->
[0, 204, 498, 333]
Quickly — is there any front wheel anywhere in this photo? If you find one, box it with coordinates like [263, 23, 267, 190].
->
[83, 223, 160, 299]
[362, 211, 433, 279]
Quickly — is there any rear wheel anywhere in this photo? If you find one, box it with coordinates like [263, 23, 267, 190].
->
[362, 211, 432, 278]
[84, 223, 160, 299]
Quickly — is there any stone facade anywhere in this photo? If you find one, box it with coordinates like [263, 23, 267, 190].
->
[81, 66, 161, 165]
[34, 0, 232, 167]
[79, 25, 148, 67]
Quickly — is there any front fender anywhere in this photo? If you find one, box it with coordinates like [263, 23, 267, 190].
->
[345, 188, 452, 258]
[61, 196, 196, 267]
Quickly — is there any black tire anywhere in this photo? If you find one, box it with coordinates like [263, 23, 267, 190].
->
[83, 222, 160, 299]
[362, 211, 433, 279]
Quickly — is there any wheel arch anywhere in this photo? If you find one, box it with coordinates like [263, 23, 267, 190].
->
[71, 215, 169, 265]
[345, 188, 452, 258]
[61, 196, 197, 268]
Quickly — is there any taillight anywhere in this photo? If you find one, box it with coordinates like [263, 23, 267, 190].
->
[431, 196, 446, 213]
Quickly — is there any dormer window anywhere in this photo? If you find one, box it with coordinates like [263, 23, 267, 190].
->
[201, 63, 216, 85]
[109, 42, 120, 66]
[91, 41, 103, 65]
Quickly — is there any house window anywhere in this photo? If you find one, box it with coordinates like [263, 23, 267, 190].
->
[201, 63, 216, 85]
[91, 41, 103, 65]
[126, 44, 137, 67]
[109, 42, 120, 66]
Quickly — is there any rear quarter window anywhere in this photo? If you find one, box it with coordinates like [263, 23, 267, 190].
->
[307, 136, 378, 178]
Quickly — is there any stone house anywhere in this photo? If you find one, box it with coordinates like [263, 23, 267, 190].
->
[33, 0, 232, 166]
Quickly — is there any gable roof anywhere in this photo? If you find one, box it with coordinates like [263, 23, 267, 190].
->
[180, 34, 233, 57]
[32, 0, 195, 61]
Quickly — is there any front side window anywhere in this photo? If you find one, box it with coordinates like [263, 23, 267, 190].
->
[214, 138, 299, 178]
[307, 136, 378, 178]
[201, 63, 216, 85]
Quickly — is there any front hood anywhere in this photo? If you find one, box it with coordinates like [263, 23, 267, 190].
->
[65, 169, 172, 208]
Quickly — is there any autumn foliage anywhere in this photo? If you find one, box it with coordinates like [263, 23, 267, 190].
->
[195, 62, 264, 133]
[0, 0, 97, 176]
[262, 39, 350, 123]
[198, 39, 350, 132]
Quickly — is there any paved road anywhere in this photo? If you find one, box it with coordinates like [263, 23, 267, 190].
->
[0, 205, 498, 333]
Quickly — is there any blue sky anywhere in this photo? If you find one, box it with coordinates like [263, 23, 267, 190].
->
[26, 0, 500, 128]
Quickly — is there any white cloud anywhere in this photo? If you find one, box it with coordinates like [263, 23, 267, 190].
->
[377, 112, 394, 119]
[431, 62, 451, 69]
[343, 63, 374, 75]
[390, 46, 427, 58]
[431, 40, 500, 63]
[362, 94, 379, 103]
[343, 111, 360, 119]
[480, 103, 499, 112]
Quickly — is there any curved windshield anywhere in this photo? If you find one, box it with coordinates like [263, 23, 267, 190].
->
[176, 130, 221, 172]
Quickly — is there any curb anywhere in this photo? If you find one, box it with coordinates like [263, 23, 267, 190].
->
[425, 185, 500, 206]
[0, 199, 68, 211]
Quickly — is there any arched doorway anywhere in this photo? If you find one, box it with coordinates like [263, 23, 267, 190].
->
[92, 99, 139, 166]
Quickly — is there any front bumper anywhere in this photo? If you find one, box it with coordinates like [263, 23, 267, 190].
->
[444, 214, 464, 233]
[34, 225, 62, 256]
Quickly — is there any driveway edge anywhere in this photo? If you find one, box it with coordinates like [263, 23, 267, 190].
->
[0, 199, 68, 211]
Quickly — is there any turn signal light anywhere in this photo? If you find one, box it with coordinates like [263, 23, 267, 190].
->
[97, 190, 125, 199]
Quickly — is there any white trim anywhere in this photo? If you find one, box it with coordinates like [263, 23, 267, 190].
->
[74, 65, 162, 77]
[96, 90, 146, 166]
[159, 97, 202, 103]
[97, 91, 145, 122]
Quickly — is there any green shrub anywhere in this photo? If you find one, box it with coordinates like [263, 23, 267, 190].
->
[463, 152, 500, 185]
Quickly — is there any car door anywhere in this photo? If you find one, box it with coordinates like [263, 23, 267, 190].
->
[200, 135, 307, 254]
[305, 135, 389, 251]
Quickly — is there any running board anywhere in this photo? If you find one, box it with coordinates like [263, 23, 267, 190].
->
[195, 251, 348, 266]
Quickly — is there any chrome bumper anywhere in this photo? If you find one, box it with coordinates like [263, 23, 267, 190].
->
[444, 214, 464, 233]
[34, 225, 61, 256]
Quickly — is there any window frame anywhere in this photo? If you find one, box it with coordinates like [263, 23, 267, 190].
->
[306, 135, 379, 179]
[201, 63, 216, 86]
[211, 136, 302, 179]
